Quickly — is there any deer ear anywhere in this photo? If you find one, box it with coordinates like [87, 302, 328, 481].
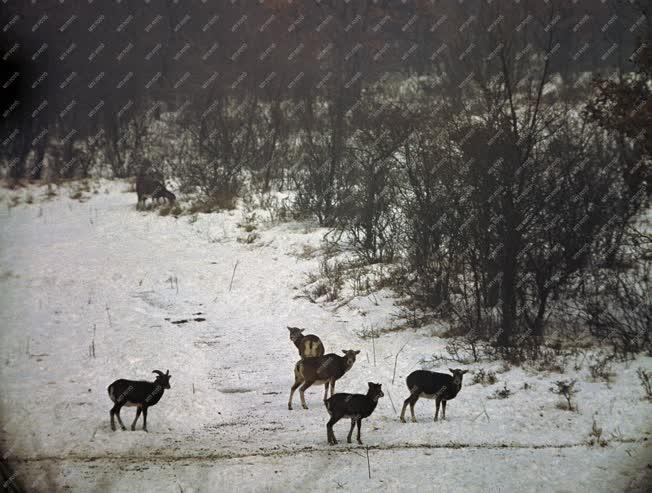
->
[449, 368, 455, 373]
[342, 349, 347, 354]
[368, 382, 373, 387]
[355, 350, 360, 354]
[462, 369, 468, 374]
[299, 328, 304, 333]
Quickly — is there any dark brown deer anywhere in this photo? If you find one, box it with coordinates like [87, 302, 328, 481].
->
[400, 368, 468, 423]
[325, 382, 384, 445]
[136, 174, 176, 210]
[287, 326, 325, 359]
[108, 370, 171, 432]
[288, 350, 360, 410]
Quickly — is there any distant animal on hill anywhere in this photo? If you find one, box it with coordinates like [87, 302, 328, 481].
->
[136, 174, 176, 209]
[288, 350, 360, 410]
[325, 382, 384, 445]
[107, 370, 171, 432]
[287, 326, 325, 359]
[400, 368, 467, 422]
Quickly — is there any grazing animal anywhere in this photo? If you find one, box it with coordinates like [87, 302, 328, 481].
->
[325, 382, 384, 445]
[400, 368, 468, 423]
[287, 326, 325, 359]
[136, 174, 176, 209]
[107, 370, 171, 432]
[288, 350, 360, 410]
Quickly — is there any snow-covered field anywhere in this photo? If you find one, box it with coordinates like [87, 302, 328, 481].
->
[0, 181, 650, 492]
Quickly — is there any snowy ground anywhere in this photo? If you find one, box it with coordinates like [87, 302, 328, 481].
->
[0, 180, 650, 492]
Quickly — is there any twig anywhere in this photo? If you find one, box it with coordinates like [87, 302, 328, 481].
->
[366, 447, 371, 479]
[392, 342, 407, 384]
[89, 324, 96, 358]
[105, 303, 112, 327]
[229, 260, 239, 292]
[472, 404, 491, 422]
[386, 388, 397, 414]
[371, 329, 376, 366]
[333, 296, 354, 311]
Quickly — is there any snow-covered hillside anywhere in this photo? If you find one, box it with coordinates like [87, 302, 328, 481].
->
[0, 181, 650, 492]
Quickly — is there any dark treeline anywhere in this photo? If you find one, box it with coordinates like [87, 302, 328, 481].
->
[0, 0, 643, 180]
[1, 0, 650, 358]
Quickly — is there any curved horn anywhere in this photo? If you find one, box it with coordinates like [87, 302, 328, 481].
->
[153, 370, 164, 377]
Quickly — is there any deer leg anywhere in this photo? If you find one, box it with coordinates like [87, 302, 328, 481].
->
[401, 387, 418, 422]
[435, 398, 441, 421]
[327, 416, 340, 445]
[442, 400, 447, 420]
[112, 403, 126, 430]
[288, 380, 301, 410]
[323, 383, 329, 402]
[405, 388, 419, 423]
[410, 395, 418, 423]
[347, 418, 355, 443]
[131, 406, 142, 431]
[400, 396, 410, 423]
[356, 418, 363, 444]
[142, 406, 148, 432]
[299, 381, 313, 409]
[330, 379, 335, 398]
[110, 407, 116, 431]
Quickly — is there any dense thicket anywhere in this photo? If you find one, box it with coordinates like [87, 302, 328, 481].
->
[1, 0, 649, 356]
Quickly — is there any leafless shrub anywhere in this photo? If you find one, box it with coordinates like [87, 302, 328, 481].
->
[588, 351, 615, 383]
[159, 203, 182, 217]
[237, 232, 260, 245]
[472, 368, 497, 386]
[534, 347, 566, 374]
[636, 368, 652, 400]
[237, 213, 258, 232]
[187, 191, 238, 213]
[489, 383, 512, 399]
[579, 236, 651, 359]
[550, 380, 579, 411]
[304, 256, 353, 303]
[69, 189, 83, 200]
[587, 418, 608, 447]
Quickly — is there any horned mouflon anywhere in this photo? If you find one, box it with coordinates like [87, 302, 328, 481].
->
[288, 350, 360, 410]
[108, 370, 171, 432]
[136, 174, 176, 209]
[325, 382, 384, 445]
[400, 368, 467, 422]
[287, 326, 325, 359]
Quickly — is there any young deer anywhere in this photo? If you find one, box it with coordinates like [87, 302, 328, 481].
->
[136, 174, 176, 209]
[325, 382, 384, 445]
[288, 350, 360, 410]
[108, 370, 171, 432]
[400, 368, 468, 423]
[287, 326, 325, 359]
